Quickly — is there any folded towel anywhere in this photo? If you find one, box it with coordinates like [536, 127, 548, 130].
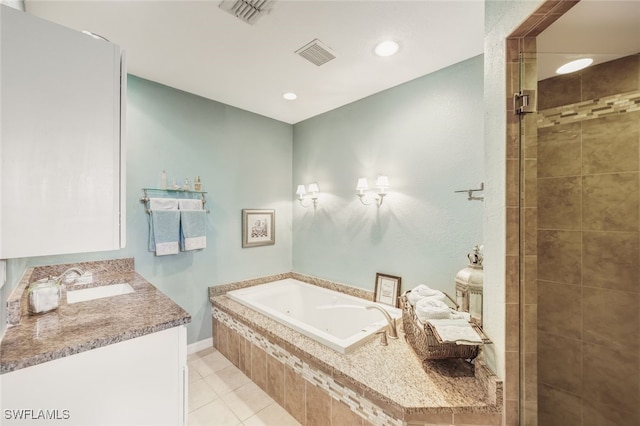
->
[180, 210, 207, 251]
[415, 298, 452, 322]
[407, 285, 447, 306]
[407, 291, 424, 306]
[149, 210, 180, 256]
[149, 198, 179, 210]
[178, 199, 203, 210]
[426, 319, 483, 345]
[450, 311, 472, 321]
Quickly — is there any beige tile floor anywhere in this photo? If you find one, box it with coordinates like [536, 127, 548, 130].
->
[188, 347, 301, 426]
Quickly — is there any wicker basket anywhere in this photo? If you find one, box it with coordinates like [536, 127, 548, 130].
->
[401, 290, 488, 360]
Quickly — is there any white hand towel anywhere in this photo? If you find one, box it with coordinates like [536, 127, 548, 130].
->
[408, 284, 447, 306]
[414, 284, 447, 300]
[407, 291, 424, 307]
[178, 199, 203, 210]
[450, 311, 472, 321]
[149, 198, 179, 210]
[426, 319, 483, 345]
[415, 298, 452, 322]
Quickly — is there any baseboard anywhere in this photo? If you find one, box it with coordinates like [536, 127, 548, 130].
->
[187, 337, 213, 355]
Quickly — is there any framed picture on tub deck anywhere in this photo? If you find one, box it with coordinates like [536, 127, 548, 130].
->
[374, 273, 401, 307]
[242, 209, 275, 248]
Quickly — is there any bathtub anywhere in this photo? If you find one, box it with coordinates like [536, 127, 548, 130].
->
[226, 279, 402, 354]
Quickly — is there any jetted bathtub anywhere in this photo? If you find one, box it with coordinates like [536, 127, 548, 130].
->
[226, 279, 402, 354]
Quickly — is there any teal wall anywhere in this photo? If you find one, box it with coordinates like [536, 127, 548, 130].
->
[2, 57, 484, 345]
[1, 76, 293, 343]
[292, 55, 484, 293]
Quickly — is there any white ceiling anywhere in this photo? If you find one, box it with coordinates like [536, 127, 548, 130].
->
[23, 1, 640, 121]
[537, 0, 640, 80]
[24, 0, 485, 124]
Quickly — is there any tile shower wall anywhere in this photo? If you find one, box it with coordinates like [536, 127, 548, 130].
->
[537, 54, 640, 426]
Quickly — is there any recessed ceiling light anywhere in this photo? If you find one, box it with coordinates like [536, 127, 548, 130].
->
[283, 92, 297, 101]
[374, 40, 399, 57]
[556, 58, 593, 75]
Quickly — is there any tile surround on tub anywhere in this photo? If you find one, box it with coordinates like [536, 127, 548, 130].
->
[208, 271, 374, 302]
[209, 274, 502, 426]
[213, 307, 403, 426]
[208, 272, 293, 298]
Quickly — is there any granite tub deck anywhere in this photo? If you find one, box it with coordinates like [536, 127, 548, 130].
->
[209, 273, 502, 426]
[1, 258, 191, 374]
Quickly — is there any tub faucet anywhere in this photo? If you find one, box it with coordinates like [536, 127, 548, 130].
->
[366, 304, 398, 339]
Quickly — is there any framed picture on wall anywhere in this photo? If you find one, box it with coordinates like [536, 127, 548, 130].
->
[242, 209, 275, 248]
[374, 273, 401, 307]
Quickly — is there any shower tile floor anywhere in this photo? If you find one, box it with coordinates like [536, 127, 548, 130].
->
[188, 347, 301, 426]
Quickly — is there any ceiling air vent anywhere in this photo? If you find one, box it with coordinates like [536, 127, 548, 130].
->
[295, 39, 336, 67]
[219, 0, 274, 25]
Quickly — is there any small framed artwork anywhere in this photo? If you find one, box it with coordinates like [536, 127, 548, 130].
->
[374, 273, 401, 307]
[242, 209, 275, 248]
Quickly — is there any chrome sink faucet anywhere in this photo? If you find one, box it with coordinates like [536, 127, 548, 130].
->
[366, 304, 398, 339]
[54, 267, 85, 285]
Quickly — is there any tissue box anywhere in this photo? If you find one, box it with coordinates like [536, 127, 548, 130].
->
[28, 279, 61, 315]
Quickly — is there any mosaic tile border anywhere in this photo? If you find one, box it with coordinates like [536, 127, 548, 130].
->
[213, 307, 404, 426]
[538, 89, 640, 128]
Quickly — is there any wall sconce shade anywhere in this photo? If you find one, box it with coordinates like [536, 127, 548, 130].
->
[356, 178, 370, 192]
[296, 182, 319, 208]
[356, 175, 389, 207]
[375, 175, 389, 190]
[307, 182, 319, 194]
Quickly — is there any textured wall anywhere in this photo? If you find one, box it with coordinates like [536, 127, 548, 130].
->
[2, 76, 294, 344]
[292, 55, 484, 295]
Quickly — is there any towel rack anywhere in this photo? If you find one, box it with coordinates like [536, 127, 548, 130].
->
[140, 188, 210, 214]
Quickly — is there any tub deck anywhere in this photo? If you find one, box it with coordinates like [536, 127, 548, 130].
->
[209, 273, 502, 425]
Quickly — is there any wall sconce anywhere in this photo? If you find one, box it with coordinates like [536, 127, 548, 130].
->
[296, 182, 320, 207]
[355, 175, 389, 207]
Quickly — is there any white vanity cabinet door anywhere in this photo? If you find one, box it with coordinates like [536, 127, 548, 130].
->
[0, 6, 126, 258]
[0, 326, 187, 426]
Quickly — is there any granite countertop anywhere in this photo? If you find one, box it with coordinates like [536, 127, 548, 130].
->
[0, 258, 191, 374]
[210, 277, 501, 418]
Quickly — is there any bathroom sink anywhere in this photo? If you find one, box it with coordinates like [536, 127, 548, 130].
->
[66, 283, 135, 304]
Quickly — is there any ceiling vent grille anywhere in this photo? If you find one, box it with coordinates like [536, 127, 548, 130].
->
[219, 0, 274, 25]
[295, 39, 336, 67]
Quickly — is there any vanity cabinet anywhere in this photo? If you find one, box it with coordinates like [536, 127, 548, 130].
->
[0, 6, 126, 258]
[0, 326, 188, 426]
